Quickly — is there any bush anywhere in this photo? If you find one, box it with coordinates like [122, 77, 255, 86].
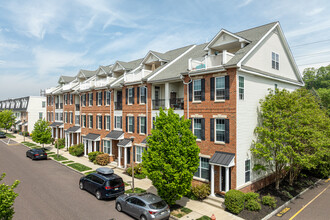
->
[262, 194, 277, 208]
[126, 163, 147, 179]
[190, 184, 211, 200]
[22, 131, 29, 137]
[224, 189, 245, 214]
[55, 138, 65, 149]
[244, 192, 260, 201]
[69, 143, 84, 156]
[245, 199, 261, 211]
[88, 151, 102, 162]
[95, 153, 109, 166]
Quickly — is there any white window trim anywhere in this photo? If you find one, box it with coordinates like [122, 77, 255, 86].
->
[106, 91, 111, 106]
[89, 115, 93, 128]
[194, 157, 210, 181]
[193, 79, 202, 102]
[128, 116, 134, 133]
[128, 88, 134, 105]
[239, 76, 244, 100]
[193, 118, 202, 141]
[140, 87, 146, 104]
[245, 159, 251, 183]
[272, 52, 279, 70]
[97, 92, 102, 106]
[140, 117, 146, 135]
[89, 93, 93, 106]
[135, 146, 144, 163]
[215, 76, 225, 101]
[214, 118, 225, 143]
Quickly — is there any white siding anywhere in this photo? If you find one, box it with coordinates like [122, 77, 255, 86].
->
[243, 30, 299, 82]
[236, 71, 300, 189]
[26, 96, 46, 133]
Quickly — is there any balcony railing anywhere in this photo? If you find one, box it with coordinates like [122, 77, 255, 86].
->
[80, 81, 95, 91]
[115, 102, 122, 110]
[188, 53, 235, 71]
[152, 99, 165, 110]
[170, 98, 184, 110]
[125, 69, 152, 83]
[55, 103, 59, 109]
[75, 104, 80, 111]
[95, 78, 112, 88]
[60, 103, 63, 109]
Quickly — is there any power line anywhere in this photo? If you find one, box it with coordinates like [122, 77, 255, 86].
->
[297, 61, 330, 66]
[291, 39, 330, 47]
[295, 50, 330, 58]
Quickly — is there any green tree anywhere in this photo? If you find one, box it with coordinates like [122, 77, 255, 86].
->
[0, 110, 16, 133]
[142, 108, 200, 205]
[31, 119, 52, 148]
[251, 89, 330, 190]
[0, 173, 20, 220]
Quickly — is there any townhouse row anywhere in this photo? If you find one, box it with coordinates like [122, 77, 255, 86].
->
[45, 22, 304, 196]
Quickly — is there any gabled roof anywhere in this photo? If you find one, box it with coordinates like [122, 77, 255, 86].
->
[97, 65, 113, 76]
[58, 75, 75, 84]
[113, 59, 143, 72]
[105, 130, 124, 140]
[210, 151, 235, 167]
[77, 69, 97, 79]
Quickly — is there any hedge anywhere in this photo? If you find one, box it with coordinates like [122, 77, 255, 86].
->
[224, 189, 245, 214]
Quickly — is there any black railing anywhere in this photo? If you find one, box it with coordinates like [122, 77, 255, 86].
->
[115, 101, 122, 110]
[152, 99, 165, 110]
[55, 103, 59, 109]
[75, 104, 80, 111]
[170, 98, 184, 110]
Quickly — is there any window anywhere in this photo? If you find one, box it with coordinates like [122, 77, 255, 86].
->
[215, 77, 225, 100]
[64, 112, 68, 123]
[64, 94, 67, 105]
[239, 76, 244, 100]
[70, 94, 73, 104]
[39, 112, 43, 119]
[82, 115, 86, 128]
[193, 118, 202, 140]
[106, 116, 110, 130]
[55, 113, 58, 121]
[82, 94, 86, 106]
[104, 140, 111, 155]
[75, 115, 80, 125]
[140, 117, 146, 134]
[215, 119, 225, 142]
[89, 115, 93, 128]
[194, 157, 210, 180]
[97, 92, 102, 106]
[193, 79, 202, 101]
[42, 101, 46, 108]
[128, 88, 133, 104]
[106, 91, 111, 105]
[140, 87, 146, 104]
[97, 115, 102, 129]
[115, 116, 122, 129]
[136, 146, 143, 163]
[128, 116, 134, 133]
[152, 117, 156, 130]
[272, 52, 279, 70]
[60, 113, 63, 121]
[245, 159, 251, 182]
[89, 93, 93, 106]
[70, 112, 73, 124]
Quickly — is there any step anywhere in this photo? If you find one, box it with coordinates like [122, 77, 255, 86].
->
[203, 196, 225, 209]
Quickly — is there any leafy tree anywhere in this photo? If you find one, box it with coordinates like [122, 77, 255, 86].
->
[0, 110, 16, 133]
[251, 88, 330, 190]
[31, 119, 52, 148]
[0, 173, 20, 220]
[142, 108, 200, 205]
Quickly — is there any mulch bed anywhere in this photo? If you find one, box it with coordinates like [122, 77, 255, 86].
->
[236, 172, 319, 220]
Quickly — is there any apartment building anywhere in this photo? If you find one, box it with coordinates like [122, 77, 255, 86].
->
[0, 96, 46, 133]
[45, 22, 304, 196]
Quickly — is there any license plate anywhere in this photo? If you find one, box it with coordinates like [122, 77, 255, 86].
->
[40, 154, 43, 156]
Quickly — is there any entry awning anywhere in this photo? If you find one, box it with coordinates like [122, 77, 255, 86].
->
[49, 122, 64, 128]
[117, 138, 132, 147]
[105, 130, 124, 140]
[66, 126, 81, 133]
[22, 121, 28, 126]
[15, 120, 21, 125]
[210, 151, 235, 167]
[83, 133, 100, 141]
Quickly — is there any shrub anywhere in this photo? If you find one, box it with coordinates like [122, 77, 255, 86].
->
[191, 184, 211, 200]
[244, 192, 260, 201]
[245, 199, 261, 211]
[22, 131, 29, 137]
[88, 151, 102, 162]
[224, 189, 245, 214]
[262, 194, 277, 208]
[55, 138, 65, 149]
[69, 143, 84, 156]
[126, 163, 146, 178]
[96, 153, 109, 166]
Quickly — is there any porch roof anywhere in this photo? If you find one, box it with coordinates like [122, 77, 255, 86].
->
[21, 121, 28, 126]
[49, 122, 64, 127]
[210, 151, 235, 167]
[117, 138, 132, 147]
[105, 130, 124, 140]
[66, 126, 81, 133]
[83, 133, 100, 141]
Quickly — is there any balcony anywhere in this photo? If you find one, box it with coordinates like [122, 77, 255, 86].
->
[80, 81, 95, 91]
[95, 78, 112, 88]
[62, 82, 78, 91]
[60, 103, 63, 109]
[152, 98, 184, 110]
[170, 98, 184, 110]
[75, 104, 80, 111]
[152, 99, 165, 110]
[115, 102, 122, 110]
[125, 69, 152, 83]
[188, 52, 234, 71]
[55, 103, 59, 109]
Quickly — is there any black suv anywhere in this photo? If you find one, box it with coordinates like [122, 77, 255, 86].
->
[79, 167, 125, 200]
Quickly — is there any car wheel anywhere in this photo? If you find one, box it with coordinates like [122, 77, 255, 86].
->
[116, 202, 122, 212]
[140, 215, 147, 220]
[79, 182, 84, 190]
[95, 190, 102, 200]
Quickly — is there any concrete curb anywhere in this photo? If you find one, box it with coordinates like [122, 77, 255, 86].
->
[262, 179, 322, 220]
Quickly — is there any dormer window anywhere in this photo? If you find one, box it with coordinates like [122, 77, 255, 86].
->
[272, 52, 279, 70]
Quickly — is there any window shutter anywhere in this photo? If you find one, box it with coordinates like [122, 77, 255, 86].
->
[104, 91, 106, 104]
[84, 94, 86, 106]
[81, 95, 83, 105]
[201, 118, 205, 140]
[91, 93, 93, 105]
[210, 118, 214, 141]
[152, 117, 155, 129]
[132, 88, 135, 104]
[114, 116, 116, 128]
[225, 119, 229, 143]
[87, 116, 89, 128]
[81, 115, 82, 127]
[100, 92, 103, 105]
[126, 88, 128, 104]
[210, 77, 215, 100]
[133, 145, 136, 162]
[189, 83, 192, 101]
[137, 117, 139, 133]
[104, 115, 106, 130]
[137, 87, 140, 104]
[126, 116, 128, 132]
[96, 92, 98, 105]
[100, 116, 102, 129]
[132, 117, 135, 133]
[189, 118, 192, 131]
[225, 75, 230, 100]
[91, 116, 93, 128]
[145, 117, 147, 134]
[201, 78, 205, 101]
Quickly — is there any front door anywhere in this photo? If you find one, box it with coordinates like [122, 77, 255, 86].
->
[96, 141, 100, 152]
[220, 167, 231, 192]
[127, 147, 131, 164]
[88, 140, 93, 153]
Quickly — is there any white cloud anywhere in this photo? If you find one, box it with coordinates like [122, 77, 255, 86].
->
[238, 0, 253, 7]
[286, 19, 330, 39]
[306, 7, 324, 16]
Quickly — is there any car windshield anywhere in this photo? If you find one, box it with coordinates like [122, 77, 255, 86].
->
[149, 200, 167, 209]
[33, 149, 44, 153]
[108, 178, 123, 187]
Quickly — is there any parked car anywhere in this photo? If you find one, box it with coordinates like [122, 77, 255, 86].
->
[116, 192, 170, 220]
[0, 132, 6, 138]
[79, 167, 125, 200]
[26, 149, 48, 160]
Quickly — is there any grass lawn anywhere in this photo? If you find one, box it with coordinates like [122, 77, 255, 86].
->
[125, 187, 146, 194]
[5, 133, 16, 138]
[49, 154, 68, 161]
[170, 205, 192, 218]
[62, 160, 74, 164]
[21, 142, 37, 147]
[67, 163, 92, 172]
[47, 152, 55, 155]
[84, 170, 96, 175]
[196, 216, 211, 220]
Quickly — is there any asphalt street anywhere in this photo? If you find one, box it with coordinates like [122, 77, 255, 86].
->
[0, 139, 133, 220]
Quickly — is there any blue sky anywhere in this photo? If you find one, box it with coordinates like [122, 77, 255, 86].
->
[1, 0, 330, 100]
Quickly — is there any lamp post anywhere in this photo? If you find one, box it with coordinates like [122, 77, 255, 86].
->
[56, 125, 59, 159]
[130, 136, 135, 193]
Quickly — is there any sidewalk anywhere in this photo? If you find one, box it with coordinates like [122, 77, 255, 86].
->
[12, 133, 242, 220]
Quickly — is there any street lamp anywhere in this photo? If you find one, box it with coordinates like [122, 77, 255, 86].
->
[56, 125, 59, 159]
[130, 136, 135, 193]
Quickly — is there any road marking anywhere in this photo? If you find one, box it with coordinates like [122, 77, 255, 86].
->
[325, 178, 330, 183]
[289, 183, 330, 220]
[276, 207, 291, 217]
